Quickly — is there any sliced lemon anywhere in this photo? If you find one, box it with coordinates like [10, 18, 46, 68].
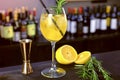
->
[56, 45, 78, 64]
[75, 51, 91, 64]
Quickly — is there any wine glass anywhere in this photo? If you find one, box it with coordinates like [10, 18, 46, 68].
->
[40, 7, 67, 78]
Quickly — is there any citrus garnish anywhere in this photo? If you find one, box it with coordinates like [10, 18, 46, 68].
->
[56, 45, 78, 64]
[75, 51, 91, 64]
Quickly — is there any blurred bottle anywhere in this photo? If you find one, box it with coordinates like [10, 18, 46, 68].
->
[27, 11, 36, 40]
[32, 7, 39, 39]
[3, 12, 14, 40]
[21, 7, 27, 21]
[83, 6, 90, 38]
[1, 10, 5, 25]
[77, 6, 83, 37]
[110, 5, 117, 34]
[66, 7, 72, 40]
[106, 5, 111, 34]
[0, 10, 5, 39]
[33, 7, 38, 27]
[100, 5, 107, 34]
[12, 10, 21, 42]
[95, 5, 101, 35]
[70, 8, 78, 39]
[89, 6, 96, 36]
[24, 7, 29, 21]
[0, 11, 3, 39]
[20, 7, 27, 39]
[7, 8, 13, 23]
[17, 8, 22, 23]
[117, 5, 120, 32]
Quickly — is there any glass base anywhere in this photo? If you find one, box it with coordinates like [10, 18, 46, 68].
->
[41, 67, 66, 78]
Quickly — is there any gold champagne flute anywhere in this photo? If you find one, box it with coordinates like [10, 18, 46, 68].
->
[40, 7, 67, 78]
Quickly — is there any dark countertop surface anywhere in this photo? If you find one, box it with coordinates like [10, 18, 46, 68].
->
[0, 50, 120, 80]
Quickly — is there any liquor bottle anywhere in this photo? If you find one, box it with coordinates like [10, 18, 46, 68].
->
[1, 10, 5, 25]
[7, 8, 13, 23]
[0, 10, 5, 39]
[95, 5, 101, 35]
[12, 10, 21, 42]
[66, 7, 72, 40]
[70, 8, 78, 39]
[27, 11, 36, 40]
[33, 7, 38, 26]
[32, 7, 39, 39]
[82, 6, 90, 37]
[20, 8, 27, 39]
[89, 6, 96, 36]
[77, 6, 83, 37]
[20, 21, 27, 39]
[100, 5, 107, 34]
[110, 5, 118, 34]
[24, 7, 29, 21]
[106, 5, 111, 34]
[3, 12, 14, 41]
[21, 7, 27, 21]
[0, 11, 2, 39]
[117, 5, 120, 32]
[17, 8, 22, 23]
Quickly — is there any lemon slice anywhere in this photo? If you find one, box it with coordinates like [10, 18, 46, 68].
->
[56, 45, 78, 64]
[75, 51, 91, 64]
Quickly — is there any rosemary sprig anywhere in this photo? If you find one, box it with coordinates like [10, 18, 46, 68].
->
[53, 0, 67, 14]
[75, 57, 113, 80]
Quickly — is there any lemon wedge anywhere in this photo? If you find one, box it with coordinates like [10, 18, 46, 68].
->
[75, 51, 91, 64]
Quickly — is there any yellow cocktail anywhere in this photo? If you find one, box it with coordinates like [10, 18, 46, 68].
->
[40, 7, 67, 78]
[40, 14, 67, 42]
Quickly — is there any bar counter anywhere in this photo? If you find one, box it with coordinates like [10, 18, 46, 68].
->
[1, 33, 120, 68]
[0, 50, 120, 80]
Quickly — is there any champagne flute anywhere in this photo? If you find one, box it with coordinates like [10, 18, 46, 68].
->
[40, 7, 67, 78]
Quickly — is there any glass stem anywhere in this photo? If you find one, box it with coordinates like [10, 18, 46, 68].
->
[51, 41, 56, 71]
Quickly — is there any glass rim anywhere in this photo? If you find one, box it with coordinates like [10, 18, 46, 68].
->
[19, 39, 32, 43]
[41, 7, 65, 14]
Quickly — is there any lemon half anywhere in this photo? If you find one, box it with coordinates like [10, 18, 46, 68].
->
[56, 45, 78, 64]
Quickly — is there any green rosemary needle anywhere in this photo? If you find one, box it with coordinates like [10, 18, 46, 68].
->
[53, 0, 67, 14]
[75, 57, 113, 80]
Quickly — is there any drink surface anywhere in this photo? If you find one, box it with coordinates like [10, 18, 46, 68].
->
[40, 14, 67, 42]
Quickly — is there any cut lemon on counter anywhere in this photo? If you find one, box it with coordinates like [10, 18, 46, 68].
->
[75, 51, 91, 64]
[56, 45, 78, 64]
